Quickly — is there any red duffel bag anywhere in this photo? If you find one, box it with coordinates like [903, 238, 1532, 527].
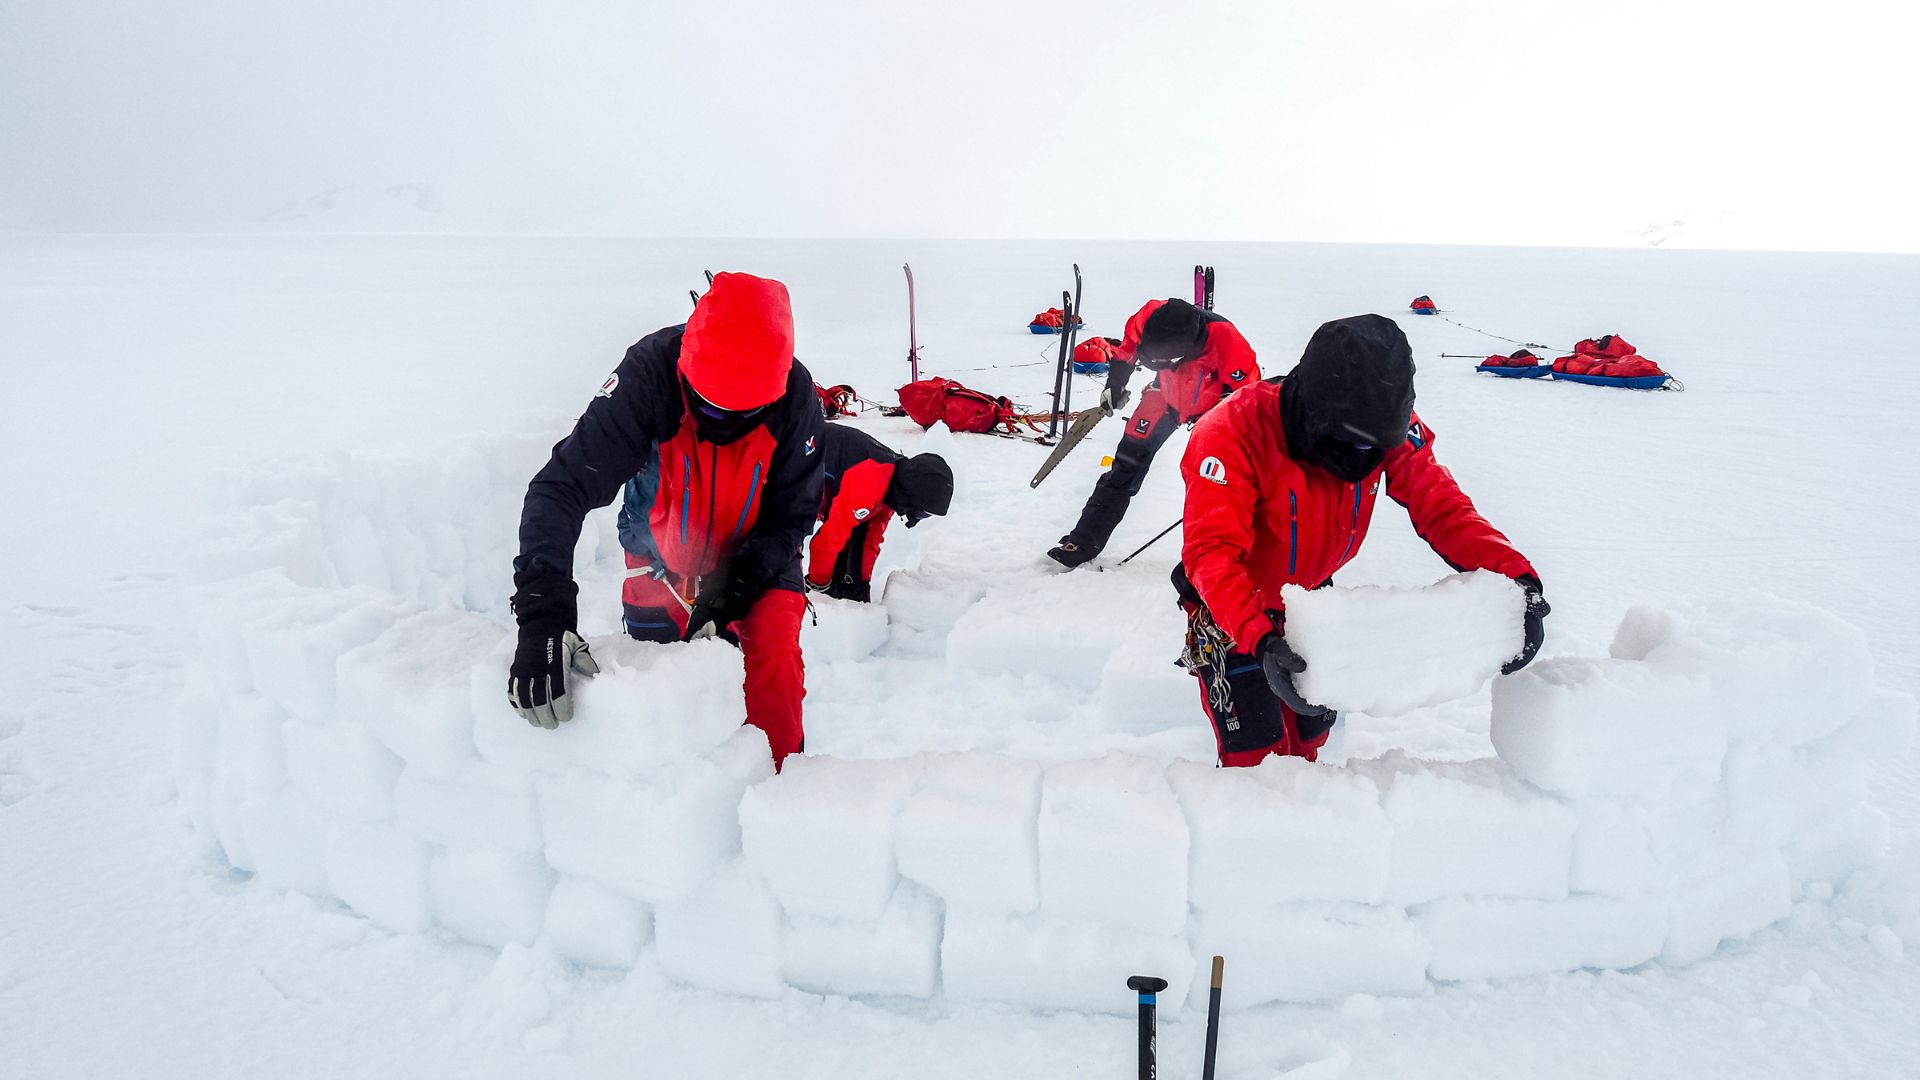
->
[897, 377, 1016, 434]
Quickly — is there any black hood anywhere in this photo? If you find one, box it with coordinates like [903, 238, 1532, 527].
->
[1280, 314, 1416, 482]
[1135, 299, 1210, 365]
[885, 452, 954, 524]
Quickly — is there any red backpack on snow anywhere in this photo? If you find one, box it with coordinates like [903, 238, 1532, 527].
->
[1574, 334, 1636, 360]
[897, 377, 1017, 435]
[815, 382, 859, 420]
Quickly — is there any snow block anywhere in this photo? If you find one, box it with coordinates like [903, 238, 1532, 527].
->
[545, 876, 651, 969]
[242, 587, 410, 723]
[800, 596, 891, 662]
[1188, 905, 1430, 1005]
[1038, 753, 1190, 935]
[1284, 571, 1524, 715]
[535, 728, 773, 902]
[1564, 799, 1661, 899]
[655, 864, 785, 1000]
[182, 503, 332, 590]
[1830, 689, 1918, 761]
[207, 773, 255, 872]
[1370, 758, 1575, 904]
[894, 751, 1043, 913]
[214, 692, 290, 800]
[325, 821, 433, 933]
[338, 609, 504, 777]
[739, 754, 921, 922]
[471, 637, 747, 778]
[281, 718, 402, 823]
[1490, 655, 1724, 799]
[394, 762, 542, 855]
[1169, 757, 1392, 908]
[239, 784, 332, 898]
[780, 883, 942, 1000]
[1095, 634, 1199, 736]
[428, 847, 554, 949]
[1663, 851, 1792, 965]
[943, 910, 1192, 1014]
[1419, 895, 1667, 980]
[947, 584, 1116, 690]
[1786, 805, 1890, 887]
[1610, 594, 1876, 748]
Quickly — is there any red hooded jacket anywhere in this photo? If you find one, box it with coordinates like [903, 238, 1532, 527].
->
[1180, 379, 1536, 651]
[1113, 300, 1260, 422]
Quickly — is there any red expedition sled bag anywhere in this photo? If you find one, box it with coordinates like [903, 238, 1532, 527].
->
[897, 377, 1017, 434]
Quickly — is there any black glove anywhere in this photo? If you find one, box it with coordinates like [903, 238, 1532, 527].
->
[1257, 617, 1330, 717]
[683, 565, 756, 643]
[1503, 575, 1550, 675]
[506, 566, 597, 728]
[824, 574, 871, 603]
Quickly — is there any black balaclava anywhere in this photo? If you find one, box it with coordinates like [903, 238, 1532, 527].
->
[1134, 298, 1210, 367]
[884, 453, 954, 527]
[683, 377, 769, 446]
[1280, 314, 1416, 483]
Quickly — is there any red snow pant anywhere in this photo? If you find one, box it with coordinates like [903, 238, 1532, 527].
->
[621, 552, 807, 768]
[1178, 586, 1333, 766]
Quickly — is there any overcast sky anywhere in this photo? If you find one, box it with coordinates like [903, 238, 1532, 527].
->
[3, 0, 1915, 249]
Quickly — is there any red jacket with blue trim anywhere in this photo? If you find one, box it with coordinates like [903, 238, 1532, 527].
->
[517, 325, 825, 596]
[1113, 299, 1260, 422]
[1180, 378, 1537, 651]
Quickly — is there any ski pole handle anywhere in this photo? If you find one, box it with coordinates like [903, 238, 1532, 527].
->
[1126, 975, 1168, 1080]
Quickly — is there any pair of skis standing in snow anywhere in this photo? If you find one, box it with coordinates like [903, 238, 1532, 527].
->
[506, 271, 1549, 773]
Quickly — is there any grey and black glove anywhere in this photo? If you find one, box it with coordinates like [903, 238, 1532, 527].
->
[1256, 615, 1330, 717]
[1502, 575, 1550, 675]
[506, 566, 599, 729]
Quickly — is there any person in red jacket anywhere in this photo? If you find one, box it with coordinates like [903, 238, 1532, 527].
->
[1047, 298, 1258, 568]
[1176, 314, 1549, 765]
[508, 272, 825, 768]
[806, 425, 954, 602]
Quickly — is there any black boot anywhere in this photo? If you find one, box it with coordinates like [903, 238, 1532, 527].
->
[1047, 535, 1099, 569]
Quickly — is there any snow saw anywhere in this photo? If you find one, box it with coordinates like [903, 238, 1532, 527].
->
[1029, 388, 1127, 489]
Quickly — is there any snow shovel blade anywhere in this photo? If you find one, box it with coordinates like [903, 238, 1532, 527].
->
[1029, 389, 1126, 489]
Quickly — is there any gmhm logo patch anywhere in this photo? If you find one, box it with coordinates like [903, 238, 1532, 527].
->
[597, 372, 619, 399]
[1198, 456, 1229, 485]
[853, 507, 870, 521]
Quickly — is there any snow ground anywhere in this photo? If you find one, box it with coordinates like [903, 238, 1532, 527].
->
[3, 235, 1919, 1077]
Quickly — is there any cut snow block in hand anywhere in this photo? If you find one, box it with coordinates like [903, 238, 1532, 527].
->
[338, 609, 507, 777]
[545, 876, 652, 969]
[894, 751, 1043, 913]
[1170, 757, 1392, 908]
[1418, 895, 1668, 981]
[1282, 571, 1523, 715]
[1610, 594, 1876, 748]
[740, 754, 921, 922]
[800, 596, 890, 662]
[943, 910, 1192, 1014]
[780, 882, 943, 1000]
[472, 637, 747, 777]
[395, 762, 542, 856]
[1364, 757, 1576, 905]
[536, 727, 774, 903]
[428, 847, 554, 949]
[1490, 654, 1725, 799]
[325, 821, 433, 934]
[655, 863, 785, 1000]
[1038, 753, 1189, 935]
[1189, 905, 1429, 1005]
[1663, 851, 1791, 965]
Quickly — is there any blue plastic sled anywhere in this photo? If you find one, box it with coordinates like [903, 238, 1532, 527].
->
[1071, 361, 1110, 376]
[1476, 363, 1550, 379]
[1028, 323, 1061, 334]
[1410, 308, 1440, 316]
[1550, 371, 1672, 390]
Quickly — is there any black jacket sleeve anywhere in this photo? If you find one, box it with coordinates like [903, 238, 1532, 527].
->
[723, 359, 826, 602]
[515, 328, 681, 585]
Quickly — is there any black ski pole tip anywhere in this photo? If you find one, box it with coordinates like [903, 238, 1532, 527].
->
[1127, 976, 1169, 994]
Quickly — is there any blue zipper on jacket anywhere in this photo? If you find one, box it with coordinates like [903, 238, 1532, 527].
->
[678, 453, 692, 544]
[1288, 490, 1298, 575]
[731, 462, 763, 540]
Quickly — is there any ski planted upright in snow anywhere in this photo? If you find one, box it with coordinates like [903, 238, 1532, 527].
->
[904, 263, 920, 383]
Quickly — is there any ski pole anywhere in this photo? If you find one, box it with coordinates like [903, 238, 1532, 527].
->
[1201, 956, 1224, 1080]
[1126, 975, 1169, 1080]
[1439, 353, 1492, 359]
[1117, 518, 1182, 567]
